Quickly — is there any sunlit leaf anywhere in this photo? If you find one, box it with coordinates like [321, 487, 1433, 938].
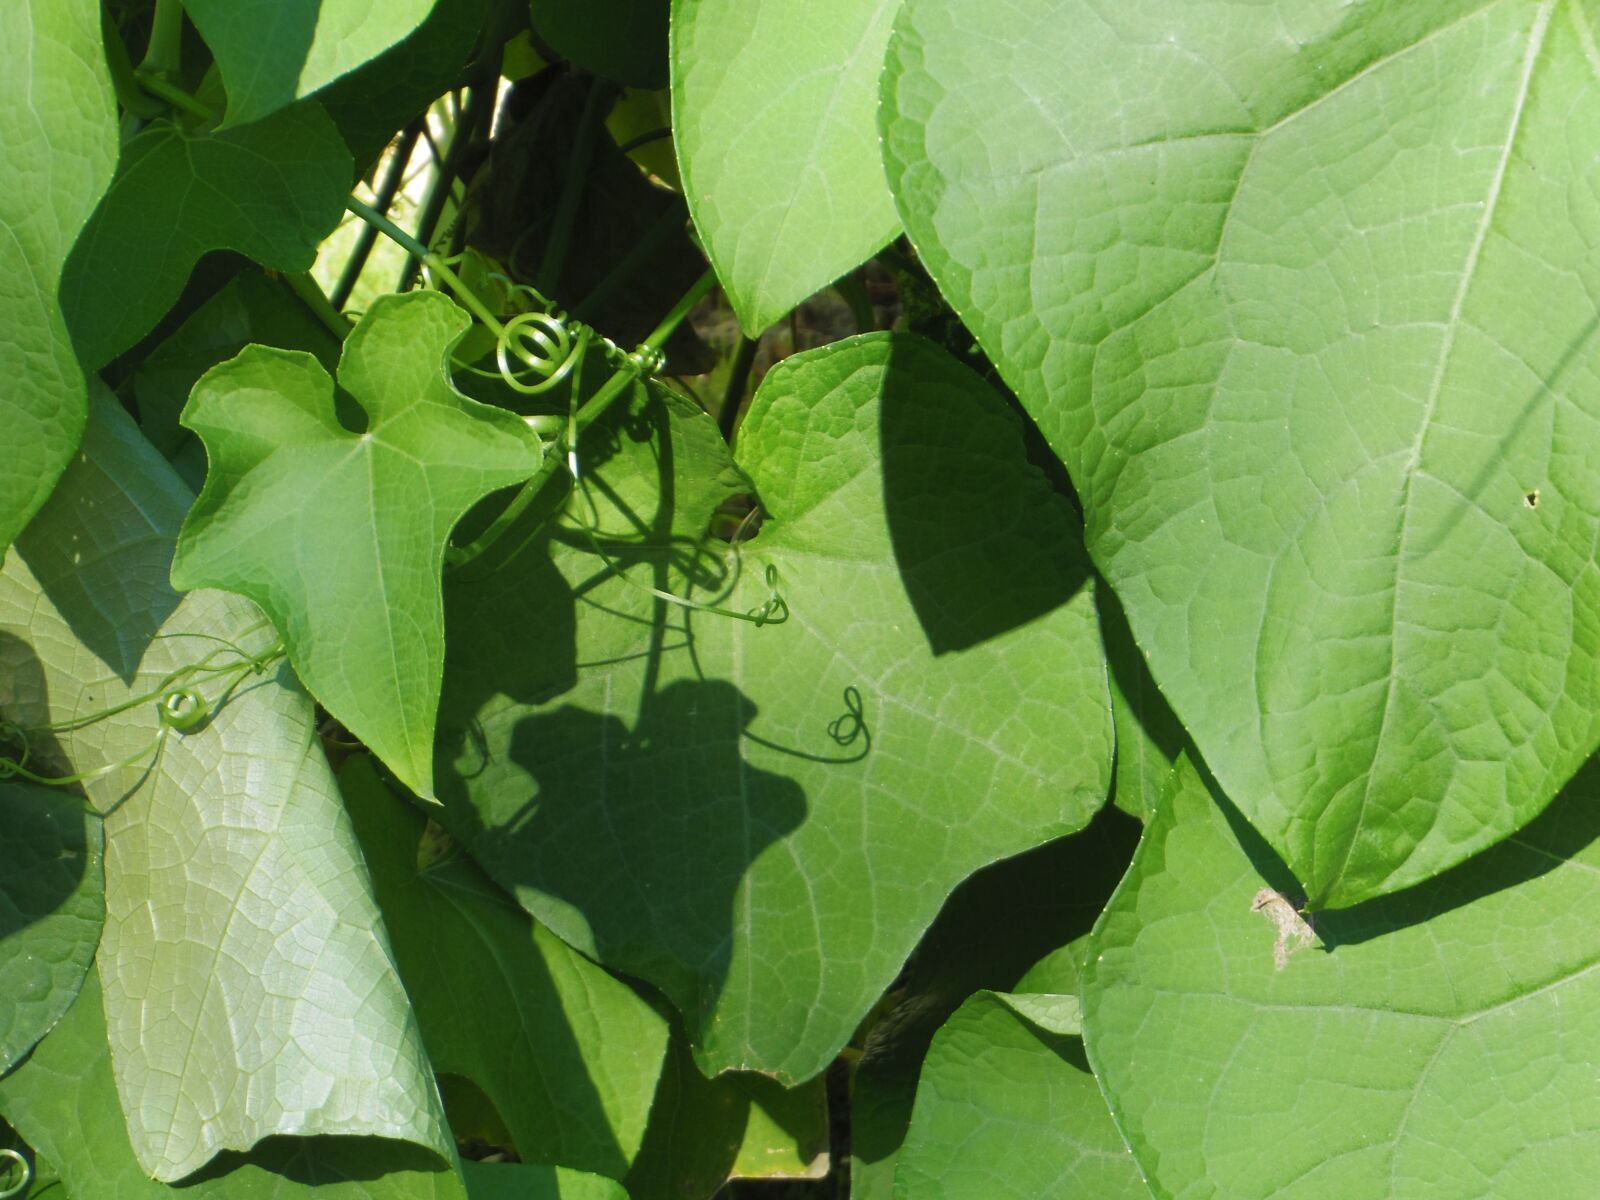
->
[883, 0, 1600, 906]
[172, 291, 543, 799]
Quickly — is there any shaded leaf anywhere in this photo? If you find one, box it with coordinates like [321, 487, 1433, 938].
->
[0, 392, 449, 1180]
[534, 0, 667, 89]
[184, 0, 441, 129]
[340, 755, 668, 1179]
[0, 0, 117, 549]
[897, 990, 1143, 1200]
[172, 290, 543, 799]
[1084, 750, 1600, 1196]
[882, 0, 1600, 905]
[0, 780, 103, 1074]
[0, 973, 467, 1199]
[672, 0, 900, 331]
[459, 1160, 626, 1200]
[1098, 581, 1185, 824]
[438, 332, 1111, 1081]
[850, 810, 1140, 1200]
[60, 102, 350, 370]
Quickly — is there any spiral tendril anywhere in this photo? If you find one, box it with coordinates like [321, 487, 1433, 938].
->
[0, 1148, 31, 1200]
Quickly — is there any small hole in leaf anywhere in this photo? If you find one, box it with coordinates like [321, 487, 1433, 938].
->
[1524, 490, 1540, 509]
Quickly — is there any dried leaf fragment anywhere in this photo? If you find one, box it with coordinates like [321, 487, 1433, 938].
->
[1251, 888, 1316, 971]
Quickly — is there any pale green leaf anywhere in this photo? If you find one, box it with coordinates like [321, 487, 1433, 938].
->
[0, 781, 103, 1074]
[339, 756, 668, 1179]
[183, 0, 441, 129]
[0, 973, 468, 1200]
[897, 990, 1143, 1200]
[534, 0, 667, 89]
[672, 0, 901, 331]
[1084, 751, 1600, 1197]
[172, 291, 544, 799]
[439, 332, 1111, 1081]
[0, 392, 450, 1181]
[883, 0, 1600, 906]
[59, 102, 350, 370]
[0, 0, 117, 550]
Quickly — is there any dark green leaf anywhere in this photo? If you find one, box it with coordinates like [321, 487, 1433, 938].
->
[60, 102, 350, 370]
[172, 291, 544, 799]
[184, 0, 441, 129]
[0, 781, 103, 1074]
[340, 756, 668, 1178]
[0, 0, 117, 550]
[534, 0, 667, 88]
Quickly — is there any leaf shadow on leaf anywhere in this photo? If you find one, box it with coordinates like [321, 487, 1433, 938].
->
[181, 1133, 456, 1188]
[1205, 753, 1600, 946]
[879, 338, 1092, 656]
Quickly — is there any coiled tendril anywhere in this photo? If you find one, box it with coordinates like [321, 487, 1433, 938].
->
[0, 1148, 30, 1200]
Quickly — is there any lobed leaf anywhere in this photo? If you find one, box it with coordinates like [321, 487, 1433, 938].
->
[59, 101, 350, 371]
[0, 391, 450, 1181]
[883, 0, 1600, 906]
[672, 0, 901, 332]
[184, 0, 442, 129]
[438, 332, 1111, 1081]
[1084, 750, 1600, 1196]
[172, 290, 544, 799]
[0, 0, 117, 550]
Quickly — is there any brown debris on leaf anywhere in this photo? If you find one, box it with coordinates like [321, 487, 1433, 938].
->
[1251, 888, 1316, 971]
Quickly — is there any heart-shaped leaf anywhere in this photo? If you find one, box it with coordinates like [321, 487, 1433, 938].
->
[883, 0, 1600, 906]
[173, 290, 543, 798]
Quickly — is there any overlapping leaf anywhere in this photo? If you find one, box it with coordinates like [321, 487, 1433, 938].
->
[184, 0, 441, 129]
[0, 972, 467, 1200]
[0, 392, 450, 1181]
[673, 0, 900, 331]
[897, 989, 1143, 1199]
[172, 291, 543, 799]
[1084, 751, 1600, 1196]
[0, 781, 103, 1074]
[0, 0, 117, 550]
[437, 332, 1111, 1082]
[59, 101, 350, 370]
[340, 756, 668, 1179]
[536, 0, 668, 88]
[883, 0, 1600, 906]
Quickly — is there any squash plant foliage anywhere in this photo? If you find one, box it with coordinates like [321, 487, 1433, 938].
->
[5, 0, 1600, 1197]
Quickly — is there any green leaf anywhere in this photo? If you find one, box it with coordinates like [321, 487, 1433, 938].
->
[1084, 750, 1600, 1196]
[897, 990, 1143, 1200]
[0, 781, 104, 1075]
[672, 0, 901, 331]
[0, 0, 117, 550]
[1097, 581, 1185, 824]
[0, 972, 468, 1200]
[339, 755, 668, 1179]
[850, 812, 1140, 1200]
[0, 391, 450, 1181]
[172, 291, 543, 799]
[439, 332, 1111, 1081]
[883, 0, 1600, 906]
[534, 0, 667, 89]
[623, 1033, 829, 1200]
[59, 101, 350, 370]
[460, 1160, 626, 1200]
[183, 0, 441, 129]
